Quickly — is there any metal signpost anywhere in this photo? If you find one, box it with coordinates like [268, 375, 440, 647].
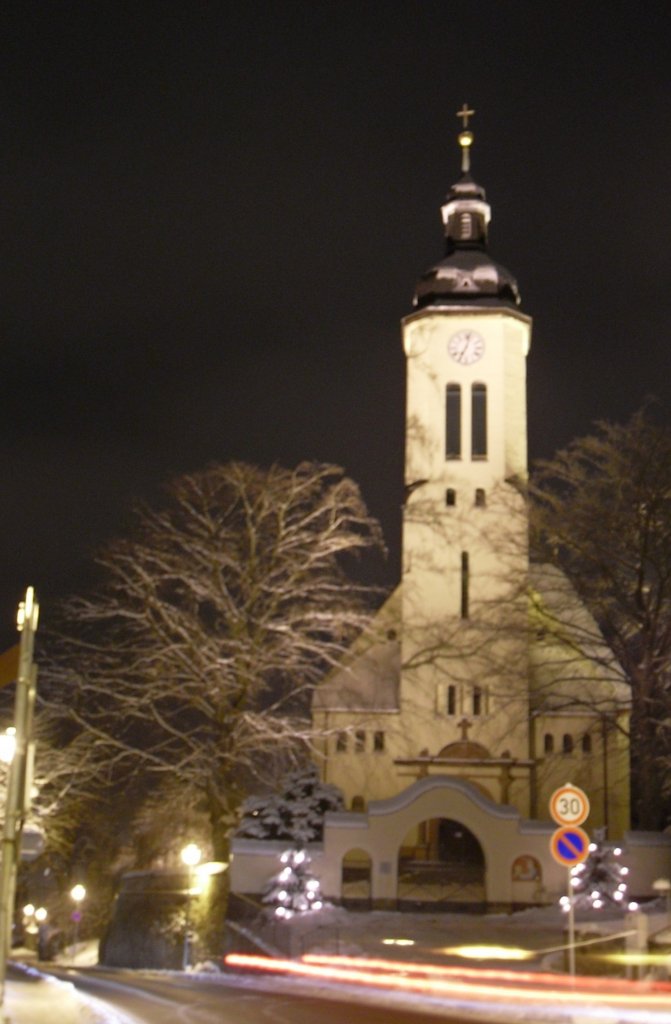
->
[549, 783, 590, 977]
[0, 588, 39, 1008]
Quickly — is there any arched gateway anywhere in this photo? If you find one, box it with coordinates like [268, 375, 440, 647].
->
[397, 817, 485, 908]
[320, 776, 561, 909]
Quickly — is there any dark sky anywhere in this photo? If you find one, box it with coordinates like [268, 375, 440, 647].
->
[2, 2, 671, 643]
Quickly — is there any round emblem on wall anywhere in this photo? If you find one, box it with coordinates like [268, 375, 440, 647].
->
[448, 329, 485, 365]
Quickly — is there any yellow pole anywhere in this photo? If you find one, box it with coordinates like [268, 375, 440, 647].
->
[0, 588, 39, 1007]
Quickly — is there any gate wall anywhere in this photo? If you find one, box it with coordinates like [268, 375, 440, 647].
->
[230, 777, 671, 908]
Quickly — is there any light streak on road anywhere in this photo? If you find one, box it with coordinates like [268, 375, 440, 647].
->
[440, 944, 533, 960]
[225, 952, 671, 1019]
[304, 952, 671, 994]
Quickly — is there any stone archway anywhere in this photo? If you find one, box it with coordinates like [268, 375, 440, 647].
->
[397, 817, 485, 910]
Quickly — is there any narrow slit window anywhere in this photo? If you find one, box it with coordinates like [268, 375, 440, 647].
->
[447, 684, 457, 716]
[471, 383, 487, 458]
[373, 730, 385, 752]
[446, 384, 461, 459]
[446, 488, 456, 507]
[461, 551, 469, 619]
[544, 733, 554, 754]
[473, 686, 483, 716]
[475, 487, 486, 507]
[581, 733, 592, 754]
[562, 734, 574, 754]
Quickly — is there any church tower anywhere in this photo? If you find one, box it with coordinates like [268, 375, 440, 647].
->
[398, 108, 534, 807]
[313, 109, 628, 833]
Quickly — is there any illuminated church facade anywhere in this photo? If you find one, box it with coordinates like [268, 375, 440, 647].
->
[231, 114, 671, 910]
[311, 112, 631, 844]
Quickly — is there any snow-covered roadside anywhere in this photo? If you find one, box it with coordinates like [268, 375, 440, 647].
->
[5, 962, 138, 1024]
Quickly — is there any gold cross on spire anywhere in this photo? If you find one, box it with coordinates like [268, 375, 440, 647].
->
[456, 103, 475, 174]
[456, 103, 475, 130]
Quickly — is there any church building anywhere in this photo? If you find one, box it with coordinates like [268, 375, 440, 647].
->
[312, 109, 630, 848]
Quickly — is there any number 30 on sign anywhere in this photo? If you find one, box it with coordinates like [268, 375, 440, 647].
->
[549, 784, 590, 827]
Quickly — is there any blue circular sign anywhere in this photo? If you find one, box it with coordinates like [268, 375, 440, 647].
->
[550, 825, 590, 866]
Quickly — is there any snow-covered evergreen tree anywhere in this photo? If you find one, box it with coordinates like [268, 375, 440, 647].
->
[560, 831, 630, 912]
[237, 765, 344, 844]
[262, 848, 325, 918]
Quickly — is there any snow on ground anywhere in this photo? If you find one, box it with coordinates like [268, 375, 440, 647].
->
[5, 904, 670, 1024]
[243, 901, 671, 968]
[4, 961, 136, 1024]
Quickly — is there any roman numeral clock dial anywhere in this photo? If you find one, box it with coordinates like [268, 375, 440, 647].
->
[448, 329, 485, 365]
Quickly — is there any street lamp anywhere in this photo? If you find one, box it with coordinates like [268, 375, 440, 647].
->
[0, 587, 39, 1010]
[70, 884, 86, 964]
[180, 844, 201, 970]
[0, 729, 16, 766]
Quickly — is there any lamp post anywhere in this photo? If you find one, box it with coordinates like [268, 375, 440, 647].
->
[70, 884, 86, 964]
[180, 844, 201, 970]
[0, 587, 39, 1008]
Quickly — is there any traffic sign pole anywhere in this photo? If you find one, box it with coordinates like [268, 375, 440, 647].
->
[549, 824, 591, 978]
[567, 871, 576, 977]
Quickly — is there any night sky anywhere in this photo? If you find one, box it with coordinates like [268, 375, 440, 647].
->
[2, 3, 671, 645]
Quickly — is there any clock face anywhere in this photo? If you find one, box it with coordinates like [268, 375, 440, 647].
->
[448, 329, 485, 365]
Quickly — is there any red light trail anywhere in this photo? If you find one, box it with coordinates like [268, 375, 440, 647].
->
[225, 952, 671, 1018]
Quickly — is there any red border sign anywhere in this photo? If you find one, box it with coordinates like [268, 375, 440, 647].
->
[550, 826, 590, 866]
[549, 784, 590, 827]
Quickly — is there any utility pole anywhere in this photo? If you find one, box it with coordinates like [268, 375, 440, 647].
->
[0, 588, 39, 1008]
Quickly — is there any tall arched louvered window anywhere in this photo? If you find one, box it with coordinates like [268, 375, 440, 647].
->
[471, 383, 487, 458]
[446, 384, 461, 459]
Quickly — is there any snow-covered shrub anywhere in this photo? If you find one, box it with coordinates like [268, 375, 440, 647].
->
[237, 765, 344, 843]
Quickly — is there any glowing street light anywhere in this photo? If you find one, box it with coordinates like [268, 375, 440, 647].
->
[0, 729, 16, 766]
[180, 844, 201, 970]
[181, 843, 202, 871]
[70, 884, 86, 964]
[21, 903, 46, 940]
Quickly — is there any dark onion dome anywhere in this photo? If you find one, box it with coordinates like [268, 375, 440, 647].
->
[413, 120, 521, 309]
[414, 246, 521, 309]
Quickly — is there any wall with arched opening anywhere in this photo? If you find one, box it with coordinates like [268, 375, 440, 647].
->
[321, 776, 563, 907]
[229, 778, 671, 910]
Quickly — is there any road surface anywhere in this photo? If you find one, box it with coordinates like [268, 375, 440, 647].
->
[41, 960, 671, 1024]
[50, 966, 477, 1024]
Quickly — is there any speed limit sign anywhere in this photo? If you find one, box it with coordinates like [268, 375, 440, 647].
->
[549, 784, 590, 827]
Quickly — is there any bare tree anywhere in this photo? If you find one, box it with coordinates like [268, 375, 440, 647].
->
[531, 406, 671, 829]
[40, 461, 383, 866]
